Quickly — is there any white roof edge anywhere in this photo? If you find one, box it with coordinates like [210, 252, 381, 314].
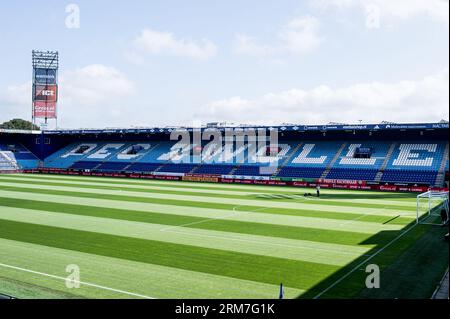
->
[0, 129, 41, 134]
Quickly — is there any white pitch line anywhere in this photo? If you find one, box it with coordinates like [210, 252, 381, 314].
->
[313, 222, 418, 299]
[271, 194, 416, 217]
[338, 206, 389, 227]
[0, 262, 155, 299]
[338, 213, 371, 227]
[159, 205, 260, 232]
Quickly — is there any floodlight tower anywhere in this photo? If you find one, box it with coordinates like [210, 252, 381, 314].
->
[32, 50, 59, 130]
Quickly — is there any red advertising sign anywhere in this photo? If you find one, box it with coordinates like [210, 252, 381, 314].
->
[33, 101, 57, 118]
[32, 84, 57, 119]
[379, 185, 398, 192]
[24, 168, 449, 193]
[318, 178, 365, 185]
[34, 85, 58, 102]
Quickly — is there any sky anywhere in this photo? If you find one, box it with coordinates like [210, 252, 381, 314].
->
[0, 0, 448, 129]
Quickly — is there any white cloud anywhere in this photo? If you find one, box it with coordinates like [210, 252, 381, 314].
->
[0, 82, 31, 111]
[0, 64, 136, 128]
[235, 35, 277, 56]
[313, 0, 449, 24]
[197, 68, 449, 125]
[279, 16, 323, 53]
[60, 64, 134, 105]
[234, 16, 322, 57]
[128, 28, 218, 61]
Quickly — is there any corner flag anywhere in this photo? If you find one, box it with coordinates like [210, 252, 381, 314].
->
[279, 283, 284, 299]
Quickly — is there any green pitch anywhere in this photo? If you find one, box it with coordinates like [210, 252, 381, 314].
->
[0, 173, 447, 299]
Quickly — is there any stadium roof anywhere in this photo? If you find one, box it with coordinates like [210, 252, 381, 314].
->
[1, 122, 448, 136]
[44, 121, 449, 135]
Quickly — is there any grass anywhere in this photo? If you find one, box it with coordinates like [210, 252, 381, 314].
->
[0, 173, 447, 299]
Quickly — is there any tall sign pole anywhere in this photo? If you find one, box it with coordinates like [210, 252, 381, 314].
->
[32, 50, 59, 130]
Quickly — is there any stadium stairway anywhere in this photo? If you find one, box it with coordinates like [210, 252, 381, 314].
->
[230, 144, 253, 176]
[272, 143, 303, 177]
[93, 162, 104, 170]
[320, 142, 348, 179]
[228, 164, 244, 176]
[79, 161, 101, 170]
[0, 143, 39, 169]
[151, 162, 166, 173]
[0, 151, 19, 171]
[434, 142, 449, 187]
[228, 165, 240, 175]
[374, 142, 397, 182]
[188, 164, 202, 175]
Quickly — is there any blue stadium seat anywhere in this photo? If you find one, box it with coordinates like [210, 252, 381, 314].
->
[234, 165, 275, 176]
[277, 167, 325, 178]
[158, 163, 198, 174]
[70, 161, 102, 170]
[333, 141, 391, 170]
[287, 142, 343, 168]
[96, 161, 131, 171]
[327, 168, 378, 181]
[195, 164, 235, 175]
[381, 170, 437, 184]
[385, 142, 445, 171]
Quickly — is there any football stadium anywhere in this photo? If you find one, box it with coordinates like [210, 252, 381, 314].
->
[0, 1, 449, 307]
[0, 122, 448, 299]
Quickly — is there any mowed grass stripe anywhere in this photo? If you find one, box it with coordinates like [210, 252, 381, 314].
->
[0, 182, 414, 224]
[0, 175, 416, 210]
[253, 193, 416, 209]
[0, 181, 412, 215]
[0, 219, 339, 291]
[0, 176, 263, 197]
[0, 194, 410, 226]
[0, 238, 303, 299]
[0, 180, 415, 219]
[0, 197, 394, 246]
[9, 173, 418, 202]
[6, 173, 329, 193]
[0, 206, 371, 266]
[0, 179, 415, 223]
[0, 188, 406, 234]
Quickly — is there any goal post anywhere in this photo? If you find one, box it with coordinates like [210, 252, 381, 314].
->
[416, 190, 449, 225]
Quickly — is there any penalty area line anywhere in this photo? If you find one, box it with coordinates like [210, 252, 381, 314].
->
[0, 262, 155, 299]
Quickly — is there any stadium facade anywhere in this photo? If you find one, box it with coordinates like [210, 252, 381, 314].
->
[1, 121, 448, 193]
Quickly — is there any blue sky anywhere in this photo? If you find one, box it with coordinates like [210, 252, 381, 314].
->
[0, 0, 448, 128]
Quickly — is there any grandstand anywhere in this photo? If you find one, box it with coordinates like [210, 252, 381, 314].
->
[0, 122, 449, 300]
[1, 122, 449, 189]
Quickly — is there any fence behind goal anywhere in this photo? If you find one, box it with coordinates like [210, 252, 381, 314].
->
[416, 191, 449, 225]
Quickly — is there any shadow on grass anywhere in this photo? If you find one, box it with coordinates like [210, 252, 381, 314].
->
[297, 219, 449, 299]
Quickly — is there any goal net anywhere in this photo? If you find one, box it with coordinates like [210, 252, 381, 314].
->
[416, 191, 449, 225]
